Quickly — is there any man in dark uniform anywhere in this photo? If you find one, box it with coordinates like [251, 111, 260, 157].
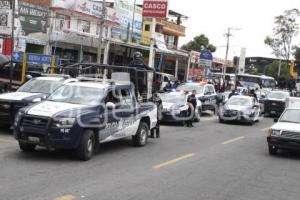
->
[186, 90, 197, 127]
[129, 52, 154, 100]
[150, 93, 162, 138]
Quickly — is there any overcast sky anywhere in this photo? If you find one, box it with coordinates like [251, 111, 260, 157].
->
[163, 0, 300, 60]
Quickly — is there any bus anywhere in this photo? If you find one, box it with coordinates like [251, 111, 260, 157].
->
[236, 74, 276, 90]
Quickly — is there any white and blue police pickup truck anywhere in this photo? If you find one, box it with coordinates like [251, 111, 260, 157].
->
[0, 75, 76, 127]
[14, 77, 158, 161]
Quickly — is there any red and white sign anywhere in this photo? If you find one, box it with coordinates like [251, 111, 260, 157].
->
[142, 0, 168, 18]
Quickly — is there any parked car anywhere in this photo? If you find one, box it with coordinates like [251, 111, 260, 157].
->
[267, 108, 300, 155]
[159, 91, 201, 124]
[219, 95, 261, 125]
[263, 90, 290, 117]
[0, 75, 76, 127]
[177, 82, 218, 114]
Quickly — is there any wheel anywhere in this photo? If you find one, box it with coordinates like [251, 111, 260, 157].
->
[19, 141, 36, 152]
[219, 117, 224, 123]
[77, 130, 95, 161]
[132, 122, 149, 147]
[248, 120, 254, 126]
[268, 145, 278, 155]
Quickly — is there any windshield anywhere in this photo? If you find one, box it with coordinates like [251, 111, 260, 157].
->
[48, 85, 105, 106]
[160, 93, 186, 104]
[267, 91, 289, 100]
[280, 109, 300, 123]
[17, 79, 63, 94]
[227, 97, 253, 106]
[238, 81, 261, 90]
[177, 84, 204, 94]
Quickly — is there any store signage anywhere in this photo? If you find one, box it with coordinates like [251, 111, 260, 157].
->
[142, 0, 168, 18]
[18, 2, 49, 35]
[12, 52, 60, 65]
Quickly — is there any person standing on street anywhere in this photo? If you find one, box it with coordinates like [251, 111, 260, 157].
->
[186, 90, 197, 127]
[150, 93, 163, 138]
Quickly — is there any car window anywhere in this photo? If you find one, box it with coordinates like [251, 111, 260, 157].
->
[204, 86, 210, 95]
[119, 88, 134, 108]
[163, 76, 169, 82]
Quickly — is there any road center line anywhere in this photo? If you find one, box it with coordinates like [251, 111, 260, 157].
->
[0, 138, 16, 144]
[54, 195, 75, 200]
[153, 153, 195, 170]
[222, 136, 245, 145]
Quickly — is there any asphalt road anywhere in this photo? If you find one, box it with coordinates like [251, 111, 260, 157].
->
[0, 114, 300, 200]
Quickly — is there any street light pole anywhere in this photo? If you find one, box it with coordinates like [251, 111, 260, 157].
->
[97, 0, 106, 64]
[130, 0, 137, 43]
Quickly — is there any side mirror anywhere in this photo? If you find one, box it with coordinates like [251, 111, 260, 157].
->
[274, 118, 278, 123]
[106, 102, 116, 110]
[253, 105, 259, 108]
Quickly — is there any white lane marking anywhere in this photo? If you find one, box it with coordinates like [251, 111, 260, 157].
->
[222, 136, 245, 145]
[153, 153, 195, 169]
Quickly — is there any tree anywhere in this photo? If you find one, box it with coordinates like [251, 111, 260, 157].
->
[181, 34, 216, 52]
[265, 61, 289, 78]
[265, 8, 300, 65]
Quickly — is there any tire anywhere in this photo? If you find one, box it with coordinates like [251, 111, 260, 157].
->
[19, 141, 36, 152]
[77, 130, 95, 161]
[219, 117, 224, 123]
[268, 145, 278, 155]
[132, 122, 149, 147]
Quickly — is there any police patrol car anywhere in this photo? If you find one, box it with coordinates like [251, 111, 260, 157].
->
[14, 77, 158, 161]
[267, 97, 300, 155]
[0, 75, 76, 126]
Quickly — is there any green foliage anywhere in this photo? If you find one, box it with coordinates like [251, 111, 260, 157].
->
[265, 8, 300, 61]
[265, 61, 289, 78]
[181, 34, 216, 52]
[294, 46, 300, 61]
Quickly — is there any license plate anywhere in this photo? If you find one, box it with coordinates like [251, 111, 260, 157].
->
[272, 103, 277, 106]
[205, 100, 210, 104]
[271, 111, 276, 114]
[28, 137, 40, 143]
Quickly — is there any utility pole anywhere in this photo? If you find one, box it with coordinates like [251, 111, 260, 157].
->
[9, 0, 16, 91]
[223, 27, 241, 80]
[223, 28, 232, 80]
[97, 0, 106, 64]
[130, 0, 137, 43]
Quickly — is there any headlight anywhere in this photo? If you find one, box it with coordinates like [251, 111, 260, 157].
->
[269, 129, 282, 137]
[172, 109, 181, 115]
[53, 117, 76, 128]
[32, 98, 42, 103]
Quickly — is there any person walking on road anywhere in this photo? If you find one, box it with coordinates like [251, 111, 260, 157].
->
[186, 90, 197, 127]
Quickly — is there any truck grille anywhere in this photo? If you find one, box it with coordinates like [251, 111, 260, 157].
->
[21, 116, 49, 134]
[265, 100, 285, 111]
[281, 131, 300, 140]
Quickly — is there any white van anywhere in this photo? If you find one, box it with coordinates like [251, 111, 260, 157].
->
[154, 72, 176, 91]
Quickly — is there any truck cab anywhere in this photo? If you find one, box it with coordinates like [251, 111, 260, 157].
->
[14, 77, 158, 161]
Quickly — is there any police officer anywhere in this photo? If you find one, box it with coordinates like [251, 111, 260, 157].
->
[186, 90, 197, 127]
[129, 52, 154, 100]
[150, 93, 162, 138]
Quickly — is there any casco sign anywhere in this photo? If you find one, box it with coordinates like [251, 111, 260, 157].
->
[142, 0, 168, 18]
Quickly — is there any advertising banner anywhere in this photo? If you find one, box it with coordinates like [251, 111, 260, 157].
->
[18, 1, 49, 36]
[0, 0, 12, 35]
[142, 0, 168, 18]
[112, 0, 142, 42]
